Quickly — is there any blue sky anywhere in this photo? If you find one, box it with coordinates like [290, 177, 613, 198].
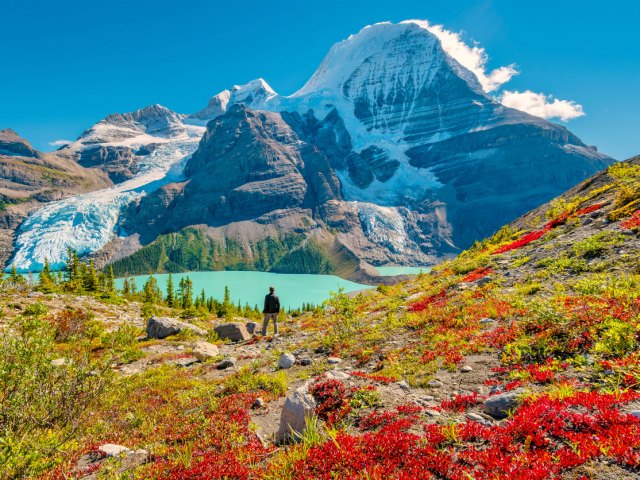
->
[1, 0, 638, 159]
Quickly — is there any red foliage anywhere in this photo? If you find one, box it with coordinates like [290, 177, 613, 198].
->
[492, 228, 549, 255]
[573, 202, 605, 217]
[291, 390, 640, 479]
[407, 289, 446, 312]
[493, 203, 605, 255]
[309, 379, 352, 426]
[462, 267, 494, 283]
[439, 392, 485, 412]
[621, 210, 640, 230]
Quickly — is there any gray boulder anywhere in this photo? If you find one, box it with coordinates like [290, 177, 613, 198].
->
[276, 382, 317, 443]
[190, 341, 220, 361]
[278, 352, 296, 369]
[214, 322, 251, 342]
[483, 389, 525, 419]
[146, 316, 207, 339]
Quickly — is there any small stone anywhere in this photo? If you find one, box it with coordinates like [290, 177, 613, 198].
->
[98, 444, 130, 457]
[278, 353, 296, 369]
[396, 380, 411, 390]
[483, 389, 525, 419]
[174, 356, 199, 367]
[424, 409, 440, 417]
[51, 358, 70, 367]
[465, 412, 493, 426]
[460, 365, 473, 373]
[300, 358, 313, 366]
[421, 395, 435, 402]
[314, 346, 329, 354]
[427, 379, 443, 388]
[630, 411, 640, 420]
[325, 370, 350, 380]
[217, 357, 237, 370]
[480, 318, 496, 324]
[603, 369, 615, 375]
[327, 357, 342, 365]
[253, 397, 265, 409]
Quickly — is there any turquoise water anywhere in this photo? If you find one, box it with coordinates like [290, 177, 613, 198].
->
[115, 271, 370, 310]
[376, 266, 432, 276]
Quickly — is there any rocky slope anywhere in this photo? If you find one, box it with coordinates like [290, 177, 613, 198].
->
[4, 155, 640, 479]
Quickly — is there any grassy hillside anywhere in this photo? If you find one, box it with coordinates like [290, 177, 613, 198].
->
[2, 158, 640, 479]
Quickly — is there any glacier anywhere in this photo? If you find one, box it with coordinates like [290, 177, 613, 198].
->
[9, 121, 204, 272]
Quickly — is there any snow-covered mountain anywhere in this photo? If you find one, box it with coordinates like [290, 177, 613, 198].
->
[5, 21, 613, 276]
[8, 106, 204, 272]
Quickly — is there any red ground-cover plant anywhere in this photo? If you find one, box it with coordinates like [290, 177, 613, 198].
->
[142, 393, 272, 479]
[406, 289, 446, 312]
[439, 392, 485, 412]
[492, 228, 549, 255]
[492, 203, 605, 255]
[621, 210, 640, 230]
[462, 267, 494, 283]
[291, 390, 640, 479]
[309, 379, 352, 426]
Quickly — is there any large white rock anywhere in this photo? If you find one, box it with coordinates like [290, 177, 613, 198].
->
[276, 382, 316, 443]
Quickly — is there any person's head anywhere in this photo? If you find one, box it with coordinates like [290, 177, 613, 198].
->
[269, 286, 275, 293]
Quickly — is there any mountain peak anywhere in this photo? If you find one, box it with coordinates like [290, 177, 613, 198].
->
[190, 78, 279, 122]
[291, 20, 483, 100]
[0, 128, 40, 158]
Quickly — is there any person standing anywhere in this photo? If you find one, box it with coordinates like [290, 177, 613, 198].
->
[262, 286, 280, 336]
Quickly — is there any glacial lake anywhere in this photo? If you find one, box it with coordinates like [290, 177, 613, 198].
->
[115, 271, 371, 310]
[114, 267, 431, 310]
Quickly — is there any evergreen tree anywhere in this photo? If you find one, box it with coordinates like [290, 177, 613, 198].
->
[143, 275, 161, 305]
[106, 266, 116, 293]
[182, 277, 194, 309]
[166, 274, 175, 307]
[9, 264, 23, 284]
[122, 278, 131, 297]
[222, 285, 233, 318]
[38, 258, 55, 292]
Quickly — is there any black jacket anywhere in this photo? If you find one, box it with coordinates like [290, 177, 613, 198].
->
[263, 292, 280, 314]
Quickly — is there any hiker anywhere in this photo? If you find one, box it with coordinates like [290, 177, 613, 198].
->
[262, 285, 280, 336]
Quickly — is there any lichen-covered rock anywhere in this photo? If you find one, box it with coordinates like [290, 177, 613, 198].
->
[214, 322, 251, 342]
[483, 389, 525, 419]
[276, 382, 316, 443]
[146, 316, 207, 339]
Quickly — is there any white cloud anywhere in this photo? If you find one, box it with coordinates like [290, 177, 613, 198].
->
[404, 20, 518, 92]
[402, 20, 585, 121]
[500, 90, 585, 121]
[49, 139, 73, 147]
